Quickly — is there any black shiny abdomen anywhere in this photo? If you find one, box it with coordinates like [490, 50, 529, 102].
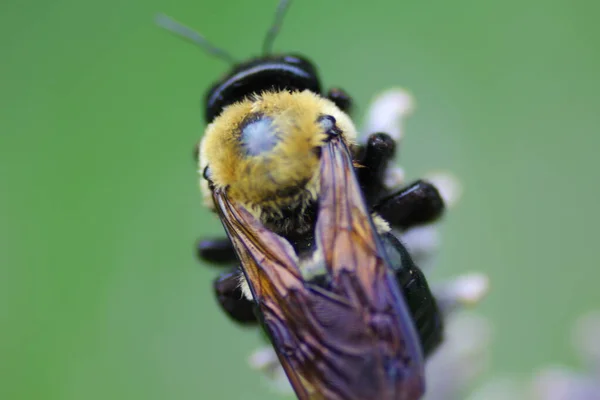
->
[204, 54, 322, 122]
[381, 232, 444, 358]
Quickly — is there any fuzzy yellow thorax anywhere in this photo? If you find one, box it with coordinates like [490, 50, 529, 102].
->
[199, 90, 357, 226]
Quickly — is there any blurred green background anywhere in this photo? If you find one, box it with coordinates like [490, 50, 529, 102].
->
[2, 0, 599, 399]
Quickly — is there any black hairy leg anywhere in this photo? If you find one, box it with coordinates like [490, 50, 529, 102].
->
[355, 132, 397, 206]
[197, 237, 237, 265]
[373, 180, 445, 231]
[213, 269, 259, 325]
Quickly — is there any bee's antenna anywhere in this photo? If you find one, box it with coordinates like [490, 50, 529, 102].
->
[156, 14, 238, 65]
[262, 0, 293, 55]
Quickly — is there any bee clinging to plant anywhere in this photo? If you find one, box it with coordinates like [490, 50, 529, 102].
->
[157, 1, 488, 399]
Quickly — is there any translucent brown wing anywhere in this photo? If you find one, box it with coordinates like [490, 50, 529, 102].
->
[212, 135, 425, 400]
[213, 190, 319, 399]
[315, 136, 425, 399]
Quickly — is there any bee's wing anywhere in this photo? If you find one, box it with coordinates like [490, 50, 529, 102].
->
[212, 135, 425, 400]
[313, 135, 426, 399]
[213, 190, 322, 400]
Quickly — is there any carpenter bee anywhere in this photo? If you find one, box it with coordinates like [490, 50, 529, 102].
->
[157, 1, 459, 399]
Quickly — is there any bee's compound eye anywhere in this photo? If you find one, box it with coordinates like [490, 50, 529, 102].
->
[239, 113, 281, 156]
[203, 166, 212, 181]
[318, 115, 340, 137]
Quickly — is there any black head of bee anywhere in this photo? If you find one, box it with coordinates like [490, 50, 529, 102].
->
[156, 2, 352, 125]
[204, 54, 322, 123]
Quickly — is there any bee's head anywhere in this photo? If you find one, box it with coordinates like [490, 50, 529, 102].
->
[199, 90, 357, 220]
[204, 54, 322, 123]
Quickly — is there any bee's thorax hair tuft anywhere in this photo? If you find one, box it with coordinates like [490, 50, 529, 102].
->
[199, 90, 357, 233]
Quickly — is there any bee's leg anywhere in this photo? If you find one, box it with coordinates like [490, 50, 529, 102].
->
[373, 180, 445, 230]
[213, 269, 258, 325]
[196, 237, 237, 265]
[356, 132, 397, 206]
[326, 87, 353, 114]
[395, 173, 462, 270]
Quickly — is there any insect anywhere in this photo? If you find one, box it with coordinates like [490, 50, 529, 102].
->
[157, 1, 458, 399]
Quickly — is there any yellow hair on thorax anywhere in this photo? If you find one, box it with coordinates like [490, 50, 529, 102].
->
[199, 90, 357, 226]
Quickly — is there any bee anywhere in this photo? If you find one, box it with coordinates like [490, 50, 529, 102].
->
[157, 1, 456, 398]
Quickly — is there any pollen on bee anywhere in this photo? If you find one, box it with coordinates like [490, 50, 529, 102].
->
[240, 114, 281, 156]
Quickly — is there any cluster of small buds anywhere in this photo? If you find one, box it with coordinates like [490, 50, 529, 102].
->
[249, 89, 491, 397]
[424, 312, 492, 400]
[535, 310, 600, 399]
[469, 311, 600, 400]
